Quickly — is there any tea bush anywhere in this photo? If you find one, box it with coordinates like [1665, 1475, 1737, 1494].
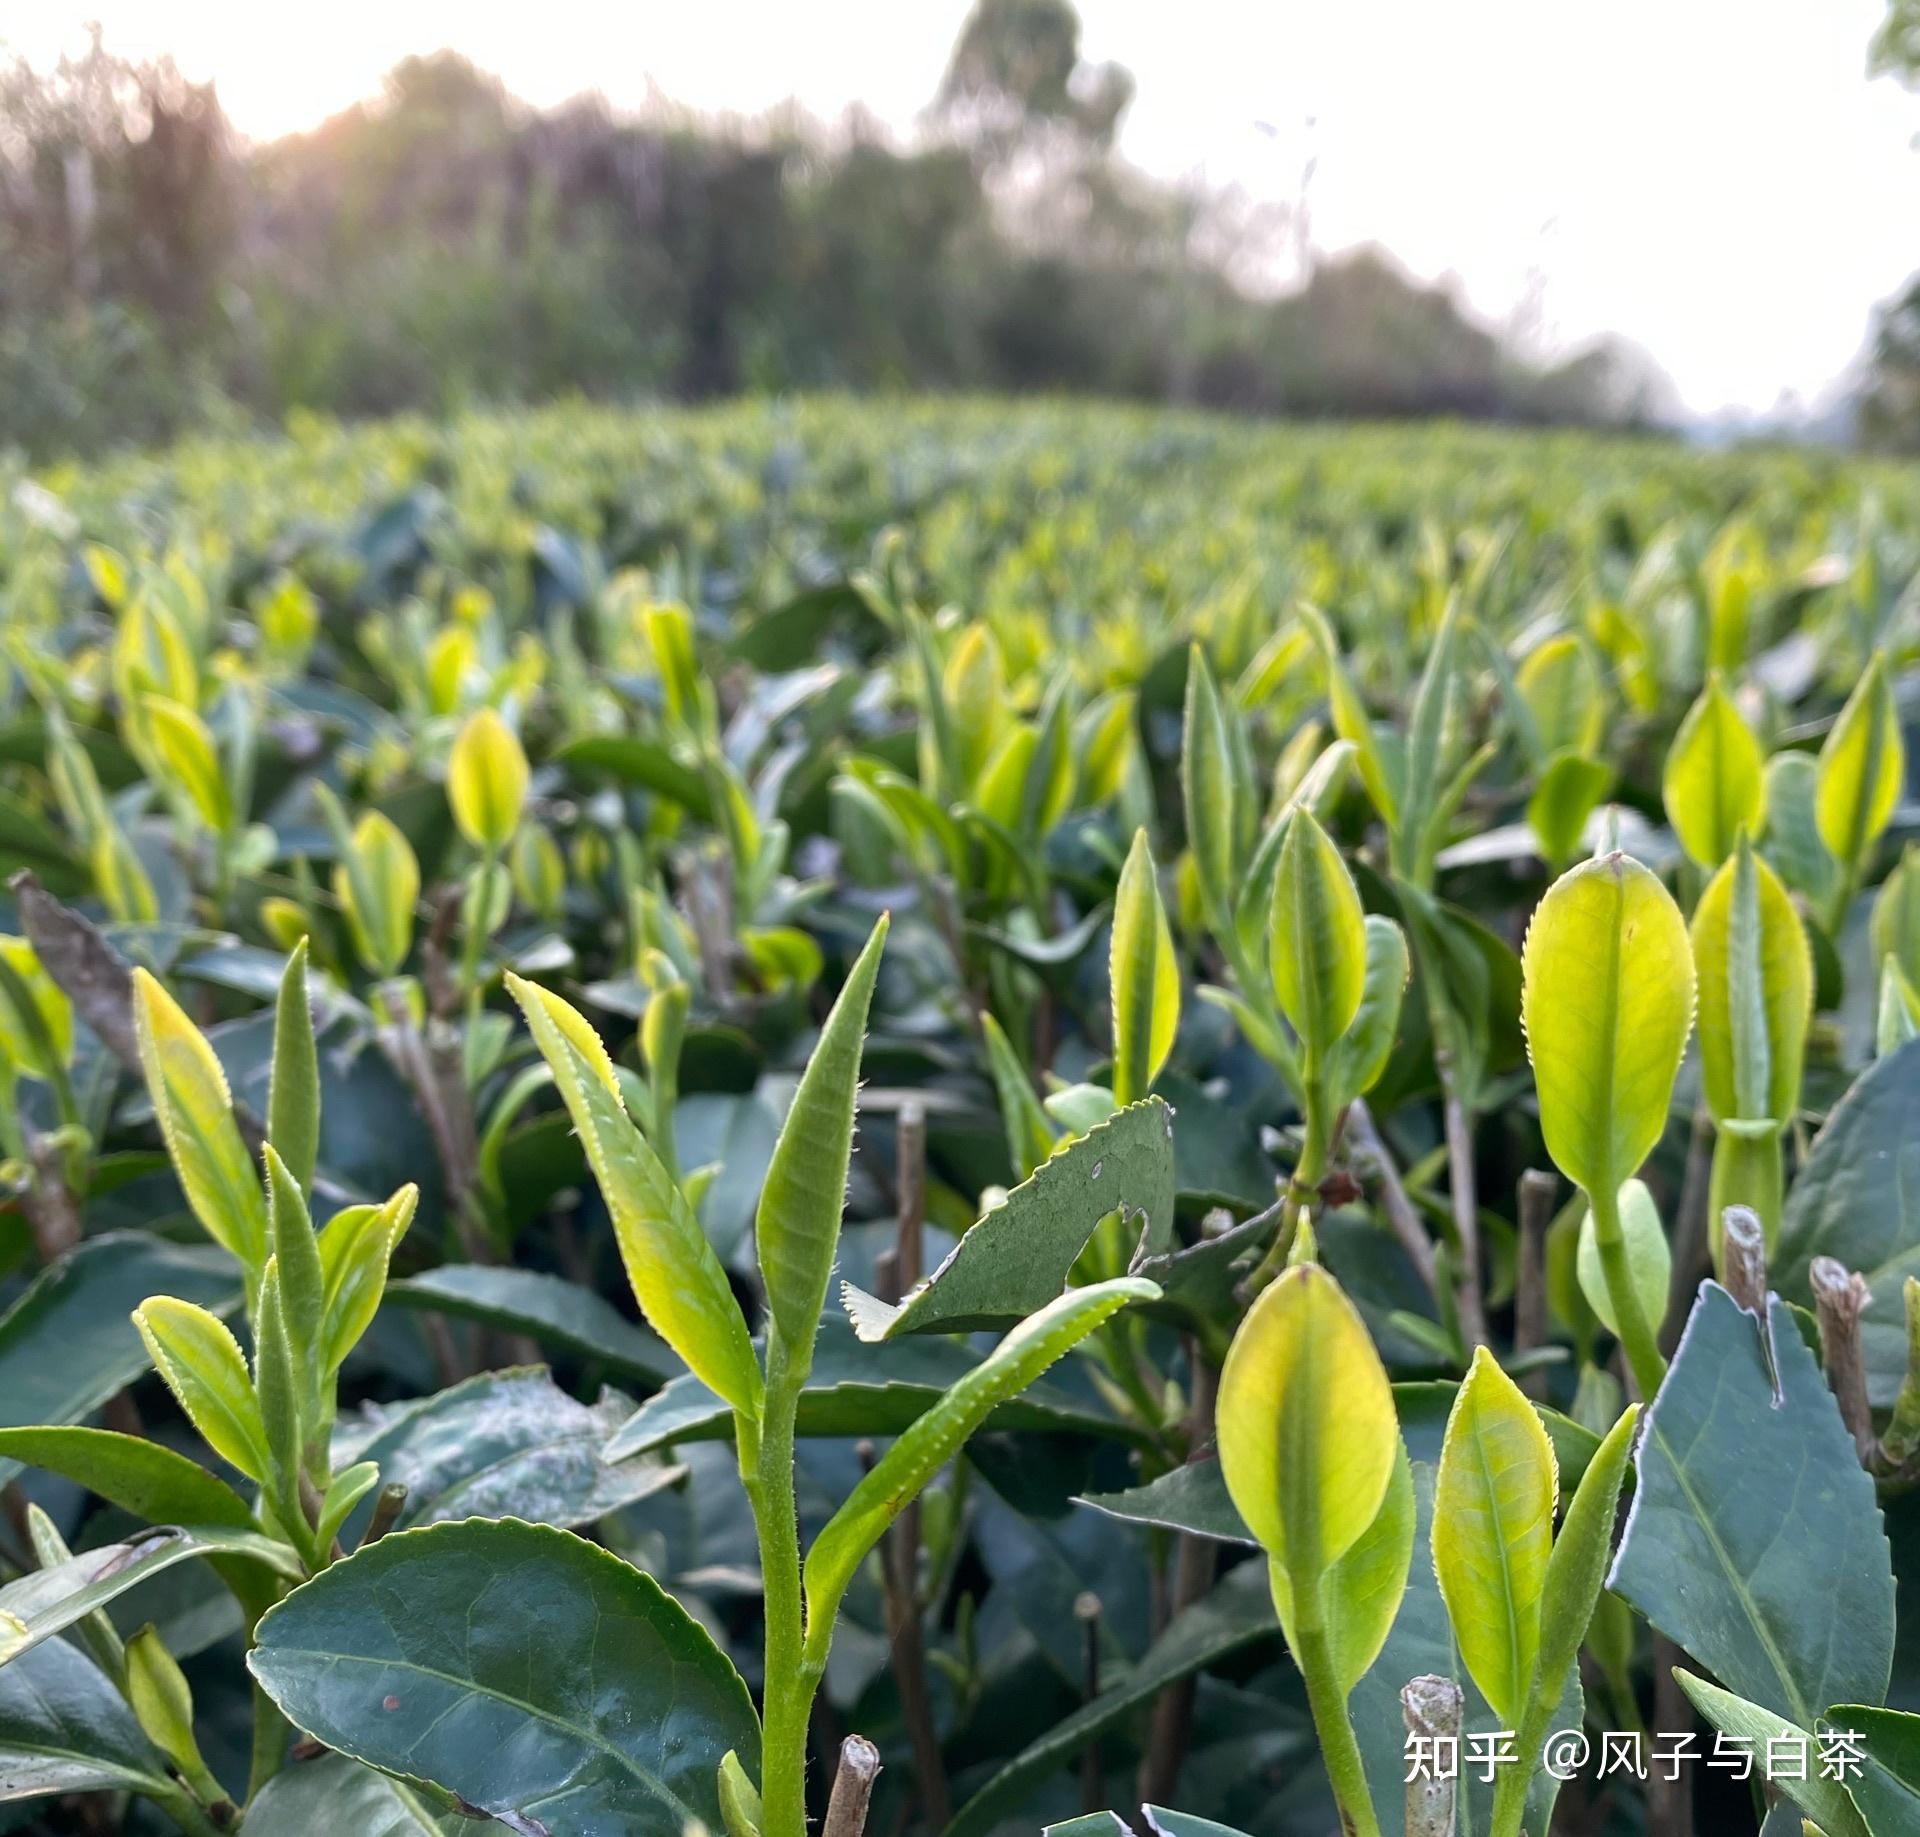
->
[0, 399, 1917, 1835]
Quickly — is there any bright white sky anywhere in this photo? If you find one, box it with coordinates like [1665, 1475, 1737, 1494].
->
[13, 0, 1920, 419]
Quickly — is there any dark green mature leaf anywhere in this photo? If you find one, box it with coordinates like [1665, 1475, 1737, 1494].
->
[553, 735, 714, 818]
[0, 1526, 301, 1668]
[384, 1265, 675, 1385]
[1044, 1812, 1257, 1837]
[250, 1518, 759, 1836]
[1078, 1462, 1254, 1544]
[0, 1233, 239, 1487]
[1138, 1813, 1256, 1837]
[0, 789, 85, 894]
[333, 1369, 683, 1533]
[1776, 1039, 1920, 1406]
[943, 1563, 1280, 1837]
[842, 1096, 1175, 1339]
[0, 1427, 250, 1529]
[606, 1317, 1135, 1460]
[0, 1637, 174, 1803]
[244, 1753, 465, 1835]
[1672, 1671, 1869, 1837]
[1827, 1705, 1920, 1831]
[1610, 1287, 1894, 1726]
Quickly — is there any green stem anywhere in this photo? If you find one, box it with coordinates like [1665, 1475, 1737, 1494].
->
[1293, 1608, 1382, 1837]
[459, 846, 501, 1087]
[1819, 858, 1859, 942]
[245, 1681, 289, 1796]
[1706, 1124, 1783, 1273]
[742, 1347, 822, 1837]
[1590, 1182, 1667, 1400]
[1248, 1060, 1330, 1292]
[153, 1785, 228, 1837]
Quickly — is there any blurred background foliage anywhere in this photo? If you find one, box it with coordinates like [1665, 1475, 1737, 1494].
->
[0, 0, 1679, 463]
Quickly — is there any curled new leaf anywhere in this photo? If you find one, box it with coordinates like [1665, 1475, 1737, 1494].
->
[1873, 842, 1920, 988]
[1110, 831, 1178, 1107]
[264, 1146, 325, 1427]
[1574, 1179, 1671, 1342]
[1434, 1345, 1558, 1729]
[133, 967, 267, 1274]
[1268, 808, 1367, 1061]
[803, 1277, 1158, 1646]
[140, 694, 233, 835]
[448, 707, 530, 852]
[268, 938, 320, 1198]
[1690, 836, 1810, 1128]
[133, 1297, 271, 1482]
[509, 973, 763, 1419]
[329, 805, 419, 979]
[0, 935, 73, 1084]
[1815, 651, 1903, 879]
[317, 1185, 417, 1375]
[756, 914, 887, 1377]
[1324, 914, 1410, 1109]
[1516, 634, 1604, 759]
[1182, 645, 1238, 930]
[1661, 675, 1764, 869]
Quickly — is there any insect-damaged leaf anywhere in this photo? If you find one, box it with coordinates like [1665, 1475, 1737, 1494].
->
[841, 1095, 1175, 1339]
[1610, 1286, 1894, 1728]
[249, 1518, 759, 1836]
[333, 1368, 682, 1533]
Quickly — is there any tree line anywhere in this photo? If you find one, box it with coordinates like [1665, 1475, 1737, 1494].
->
[1, 1, 1672, 460]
